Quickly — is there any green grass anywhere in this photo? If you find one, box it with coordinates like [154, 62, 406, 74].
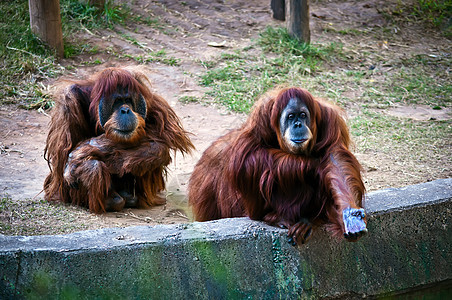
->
[0, 0, 181, 108]
[200, 54, 276, 112]
[123, 49, 180, 66]
[351, 110, 450, 147]
[412, 0, 452, 30]
[382, 0, 452, 37]
[380, 68, 451, 107]
[198, 24, 451, 112]
[179, 95, 201, 104]
[60, 0, 129, 32]
[350, 110, 451, 175]
[257, 26, 343, 64]
[199, 27, 345, 112]
[60, 0, 130, 58]
[0, 0, 59, 108]
[0, 0, 132, 108]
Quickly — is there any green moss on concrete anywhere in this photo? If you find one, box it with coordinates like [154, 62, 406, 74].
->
[271, 234, 304, 297]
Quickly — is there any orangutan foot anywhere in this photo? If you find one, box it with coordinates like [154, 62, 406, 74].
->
[105, 191, 126, 212]
[118, 190, 138, 208]
[287, 218, 313, 246]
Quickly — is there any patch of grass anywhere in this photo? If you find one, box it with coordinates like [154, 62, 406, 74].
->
[381, 0, 452, 36]
[200, 23, 450, 113]
[345, 70, 367, 80]
[199, 59, 218, 69]
[199, 54, 276, 112]
[412, 0, 452, 30]
[0, 0, 132, 108]
[60, 0, 130, 57]
[384, 68, 451, 107]
[146, 49, 180, 66]
[258, 26, 343, 72]
[199, 26, 345, 112]
[0, 196, 92, 235]
[354, 53, 452, 108]
[0, 0, 61, 107]
[60, 0, 130, 58]
[179, 95, 201, 104]
[123, 49, 180, 66]
[60, 0, 129, 32]
[350, 111, 451, 175]
[81, 58, 103, 66]
[64, 43, 100, 58]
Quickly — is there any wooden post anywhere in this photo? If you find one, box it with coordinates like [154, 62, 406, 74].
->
[28, 0, 64, 58]
[271, 0, 285, 21]
[287, 0, 310, 44]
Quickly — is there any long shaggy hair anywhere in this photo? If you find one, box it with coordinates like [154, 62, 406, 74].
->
[44, 68, 193, 213]
[189, 87, 365, 243]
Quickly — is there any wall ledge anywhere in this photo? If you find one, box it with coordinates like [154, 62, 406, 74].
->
[1, 178, 451, 299]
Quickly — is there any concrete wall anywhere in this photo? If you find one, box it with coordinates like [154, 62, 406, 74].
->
[1, 178, 451, 299]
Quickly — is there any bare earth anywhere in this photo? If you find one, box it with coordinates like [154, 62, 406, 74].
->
[0, 0, 450, 234]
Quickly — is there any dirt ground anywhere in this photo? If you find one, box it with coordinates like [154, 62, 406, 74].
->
[0, 0, 450, 234]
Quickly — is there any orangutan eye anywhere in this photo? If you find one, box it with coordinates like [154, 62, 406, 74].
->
[300, 112, 307, 119]
[288, 113, 295, 120]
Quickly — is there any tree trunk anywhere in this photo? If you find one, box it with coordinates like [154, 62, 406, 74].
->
[271, 0, 285, 21]
[287, 0, 310, 44]
[28, 0, 64, 58]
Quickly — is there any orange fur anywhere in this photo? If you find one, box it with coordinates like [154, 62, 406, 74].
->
[189, 87, 365, 243]
[44, 68, 194, 213]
